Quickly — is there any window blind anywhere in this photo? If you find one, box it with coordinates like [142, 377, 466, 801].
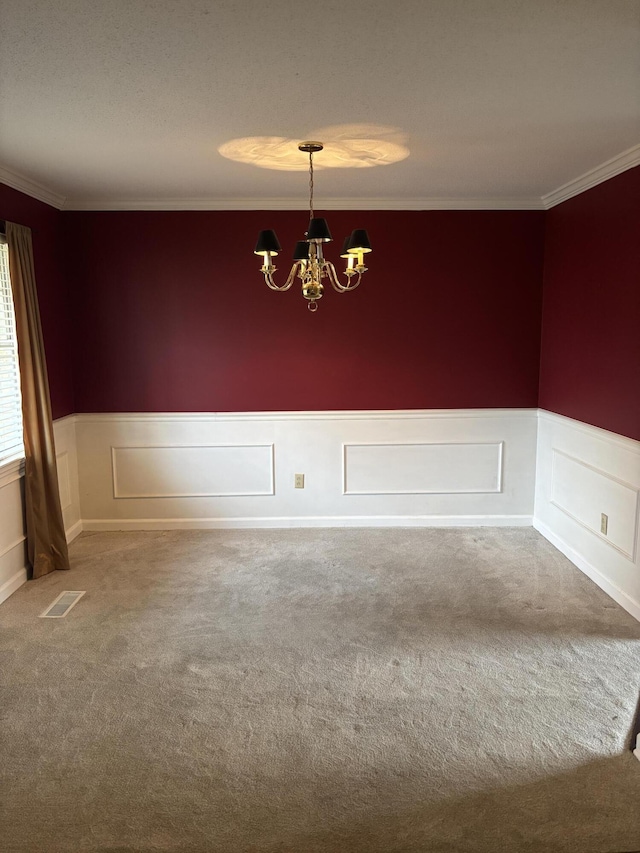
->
[0, 240, 24, 465]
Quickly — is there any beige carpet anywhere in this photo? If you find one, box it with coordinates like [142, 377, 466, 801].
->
[1, 528, 639, 853]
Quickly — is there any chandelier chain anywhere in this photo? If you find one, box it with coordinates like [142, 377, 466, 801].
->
[308, 151, 314, 221]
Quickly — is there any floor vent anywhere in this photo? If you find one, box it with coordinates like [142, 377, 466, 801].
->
[39, 591, 86, 618]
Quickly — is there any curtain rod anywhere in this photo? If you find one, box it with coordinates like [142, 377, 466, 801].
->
[0, 221, 35, 235]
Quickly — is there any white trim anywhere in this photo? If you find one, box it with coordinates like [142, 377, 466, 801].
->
[0, 535, 26, 561]
[0, 566, 28, 605]
[110, 443, 276, 498]
[533, 518, 640, 624]
[61, 196, 545, 211]
[3, 146, 638, 213]
[56, 451, 72, 510]
[0, 456, 25, 489]
[538, 409, 640, 454]
[82, 514, 533, 530]
[65, 519, 83, 543]
[0, 165, 66, 210]
[75, 408, 537, 424]
[341, 441, 504, 496]
[541, 144, 640, 209]
[549, 448, 639, 561]
[52, 413, 77, 427]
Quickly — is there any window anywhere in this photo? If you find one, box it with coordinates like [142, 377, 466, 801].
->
[0, 239, 24, 465]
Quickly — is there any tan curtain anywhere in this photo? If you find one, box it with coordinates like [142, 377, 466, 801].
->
[6, 222, 70, 578]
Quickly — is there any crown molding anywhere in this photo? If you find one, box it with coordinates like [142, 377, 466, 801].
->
[541, 143, 640, 209]
[63, 196, 545, 211]
[3, 145, 638, 212]
[0, 165, 66, 210]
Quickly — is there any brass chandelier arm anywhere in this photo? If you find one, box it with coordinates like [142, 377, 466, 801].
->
[324, 261, 363, 292]
[262, 262, 301, 291]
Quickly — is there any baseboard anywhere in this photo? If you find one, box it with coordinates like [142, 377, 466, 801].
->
[0, 567, 28, 605]
[533, 518, 640, 623]
[82, 514, 533, 531]
[0, 522, 82, 606]
[65, 520, 83, 544]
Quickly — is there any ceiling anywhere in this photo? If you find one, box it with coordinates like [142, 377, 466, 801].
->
[0, 0, 639, 210]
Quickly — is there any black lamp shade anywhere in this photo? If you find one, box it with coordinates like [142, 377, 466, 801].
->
[254, 229, 282, 255]
[306, 217, 333, 242]
[340, 236, 353, 258]
[292, 241, 309, 261]
[346, 229, 372, 253]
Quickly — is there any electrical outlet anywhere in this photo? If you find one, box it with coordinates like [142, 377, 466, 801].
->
[295, 473, 305, 489]
[600, 513, 608, 535]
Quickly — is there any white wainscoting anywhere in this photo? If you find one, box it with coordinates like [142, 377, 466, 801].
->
[5, 408, 640, 624]
[534, 410, 640, 622]
[343, 441, 503, 495]
[53, 414, 82, 543]
[6, 408, 640, 624]
[75, 409, 537, 529]
[0, 462, 27, 605]
[0, 415, 81, 605]
[112, 444, 275, 498]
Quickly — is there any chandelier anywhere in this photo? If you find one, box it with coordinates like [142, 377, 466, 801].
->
[254, 142, 372, 312]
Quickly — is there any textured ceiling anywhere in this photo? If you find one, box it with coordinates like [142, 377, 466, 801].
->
[0, 0, 639, 208]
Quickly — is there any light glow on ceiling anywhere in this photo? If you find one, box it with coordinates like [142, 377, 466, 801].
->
[218, 124, 409, 170]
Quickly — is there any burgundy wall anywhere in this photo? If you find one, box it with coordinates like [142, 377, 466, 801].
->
[64, 209, 545, 413]
[539, 166, 640, 441]
[0, 184, 75, 419]
[5, 172, 636, 435]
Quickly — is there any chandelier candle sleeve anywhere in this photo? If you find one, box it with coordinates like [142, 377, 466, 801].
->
[253, 141, 372, 312]
[340, 236, 355, 271]
[345, 229, 372, 270]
